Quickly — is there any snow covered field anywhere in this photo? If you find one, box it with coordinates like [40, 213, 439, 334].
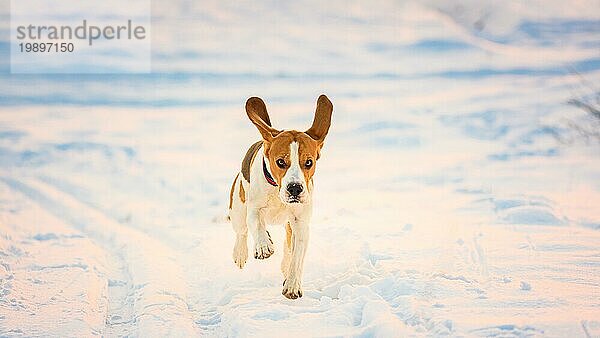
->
[1, 1, 599, 336]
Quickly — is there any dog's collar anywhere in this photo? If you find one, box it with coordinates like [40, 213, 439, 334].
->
[262, 157, 278, 187]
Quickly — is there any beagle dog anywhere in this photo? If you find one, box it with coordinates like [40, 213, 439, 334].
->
[229, 95, 333, 299]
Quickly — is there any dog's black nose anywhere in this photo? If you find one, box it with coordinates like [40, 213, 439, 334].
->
[287, 183, 303, 197]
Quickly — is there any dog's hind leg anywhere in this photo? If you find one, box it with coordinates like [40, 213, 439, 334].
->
[232, 213, 248, 268]
[230, 176, 248, 269]
[281, 222, 292, 279]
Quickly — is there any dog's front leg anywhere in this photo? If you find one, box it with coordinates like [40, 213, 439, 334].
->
[282, 218, 309, 299]
[247, 208, 274, 259]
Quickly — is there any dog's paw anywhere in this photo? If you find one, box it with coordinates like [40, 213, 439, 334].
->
[254, 231, 274, 260]
[233, 249, 248, 269]
[233, 240, 248, 269]
[254, 242, 274, 259]
[282, 279, 302, 299]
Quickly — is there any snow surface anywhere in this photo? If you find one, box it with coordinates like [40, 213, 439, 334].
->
[1, 0, 599, 336]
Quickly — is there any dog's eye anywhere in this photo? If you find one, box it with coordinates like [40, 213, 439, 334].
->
[276, 159, 286, 168]
[305, 159, 313, 168]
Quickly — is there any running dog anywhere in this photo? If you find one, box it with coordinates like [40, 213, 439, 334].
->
[229, 95, 333, 299]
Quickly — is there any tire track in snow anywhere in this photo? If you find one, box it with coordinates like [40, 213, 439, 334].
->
[1, 177, 198, 336]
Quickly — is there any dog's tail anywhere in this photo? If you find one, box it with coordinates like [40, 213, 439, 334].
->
[211, 209, 231, 224]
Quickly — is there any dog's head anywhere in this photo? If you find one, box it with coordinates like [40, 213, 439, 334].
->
[246, 95, 333, 205]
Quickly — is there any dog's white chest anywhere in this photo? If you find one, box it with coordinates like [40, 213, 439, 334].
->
[262, 194, 292, 225]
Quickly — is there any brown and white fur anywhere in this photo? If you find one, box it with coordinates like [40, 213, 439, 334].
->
[229, 95, 333, 299]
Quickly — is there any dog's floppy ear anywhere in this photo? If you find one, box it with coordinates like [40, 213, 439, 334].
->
[306, 94, 333, 144]
[246, 97, 280, 141]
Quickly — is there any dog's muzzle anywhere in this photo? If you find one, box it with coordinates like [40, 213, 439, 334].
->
[286, 183, 304, 203]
